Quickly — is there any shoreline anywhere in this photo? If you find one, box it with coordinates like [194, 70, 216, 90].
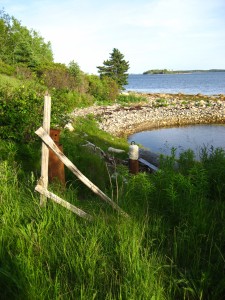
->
[70, 92, 225, 166]
[71, 92, 225, 137]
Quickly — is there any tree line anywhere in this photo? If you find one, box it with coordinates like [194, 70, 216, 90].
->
[143, 68, 225, 75]
[0, 9, 53, 68]
[0, 8, 130, 142]
[0, 9, 129, 90]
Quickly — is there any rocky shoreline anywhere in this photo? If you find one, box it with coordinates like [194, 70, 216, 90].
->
[71, 93, 225, 137]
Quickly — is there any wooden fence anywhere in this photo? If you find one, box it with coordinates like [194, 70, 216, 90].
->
[35, 93, 129, 220]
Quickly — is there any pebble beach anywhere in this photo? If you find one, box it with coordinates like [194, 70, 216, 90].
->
[71, 93, 225, 137]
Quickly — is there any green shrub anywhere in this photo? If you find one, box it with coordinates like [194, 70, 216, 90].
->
[178, 149, 196, 175]
[0, 84, 44, 142]
[37, 63, 71, 89]
[14, 64, 34, 80]
[155, 98, 168, 107]
[117, 93, 147, 105]
[0, 81, 95, 142]
[87, 74, 119, 103]
[36, 63, 89, 93]
[200, 146, 225, 201]
[61, 90, 95, 109]
[0, 60, 15, 76]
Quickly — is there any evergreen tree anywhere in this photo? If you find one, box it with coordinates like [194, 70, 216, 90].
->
[97, 48, 129, 90]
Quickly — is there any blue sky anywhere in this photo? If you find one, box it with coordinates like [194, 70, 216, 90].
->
[1, 0, 225, 74]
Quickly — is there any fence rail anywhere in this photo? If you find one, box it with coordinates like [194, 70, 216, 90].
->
[35, 94, 129, 220]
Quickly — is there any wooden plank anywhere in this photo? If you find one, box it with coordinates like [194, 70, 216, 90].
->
[40, 93, 51, 206]
[35, 185, 93, 221]
[139, 158, 159, 172]
[35, 127, 129, 218]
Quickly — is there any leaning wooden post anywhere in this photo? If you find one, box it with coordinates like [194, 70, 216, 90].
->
[35, 127, 129, 218]
[40, 92, 51, 206]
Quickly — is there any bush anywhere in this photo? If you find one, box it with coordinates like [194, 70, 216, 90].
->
[87, 74, 119, 103]
[0, 60, 15, 76]
[37, 63, 71, 89]
[117, 93, 147, 105]
[14, 64, 34, 80]
[0, 84, 44, 142]
[36, 63, 89, 93]
[200, 146, 225, 201]
[0, 79, 97, 143]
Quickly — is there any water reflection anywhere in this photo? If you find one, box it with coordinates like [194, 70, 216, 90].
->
[128, 124, 225, 159]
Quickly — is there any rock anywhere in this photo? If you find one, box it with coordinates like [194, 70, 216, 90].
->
[64, 123, 74, 131]
[70, 93, 225, 137]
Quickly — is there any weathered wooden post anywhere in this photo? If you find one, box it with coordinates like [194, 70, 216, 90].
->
[129, 141, 139, 174]
[40, 92, 51, 206]
[35, 127, 129, 218]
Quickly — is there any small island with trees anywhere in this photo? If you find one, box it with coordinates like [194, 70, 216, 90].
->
[143, 69, 225, 74]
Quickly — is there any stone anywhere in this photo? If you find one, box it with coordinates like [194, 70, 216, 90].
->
[70, 93, 225, 137]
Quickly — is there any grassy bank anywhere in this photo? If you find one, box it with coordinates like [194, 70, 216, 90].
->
[1, 116, 225, 299]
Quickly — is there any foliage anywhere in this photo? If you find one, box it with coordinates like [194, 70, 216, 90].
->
[97, 48, 129, 90]
[200, 146, 225, 201]
[0, 84, 44, 142]
[0, 9, 53, 69]
[0, 10, 124, 144]
[36, 63, 72, 89]
[143, 69, 170, 74]
[0, 60, 15, 76]
[116, 93, 147, 105]
[0, 71, 119, 144]
[0, 73, 21, 88]
[68, 60, 81, 77]
[0, 81, 94, 142]
[35, 62, 87, 92]
[67, 60, 89, 93]
[87, 74, 119, 103]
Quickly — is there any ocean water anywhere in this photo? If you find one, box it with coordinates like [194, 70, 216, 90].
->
[125, 72, 225, 95]
[126, 72, 225, 156]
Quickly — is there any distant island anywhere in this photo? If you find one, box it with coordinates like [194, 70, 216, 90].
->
[143, 69, 225, 75]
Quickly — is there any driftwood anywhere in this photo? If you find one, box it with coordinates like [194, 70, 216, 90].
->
[82, 141, 107, 158]
[138, 158, 159, 172]
[35, 127, 129, 218]
[139, 148, 160, 167]
[35, 184, 93, 221]
[108, 147, 125, 154]
[82, 142, 126, 167]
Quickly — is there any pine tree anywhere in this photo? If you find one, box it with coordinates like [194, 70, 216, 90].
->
[97, 48, 129, 90]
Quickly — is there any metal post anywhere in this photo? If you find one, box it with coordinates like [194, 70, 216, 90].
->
[129, 141, 139, 174]
[49, 129, 65, 185]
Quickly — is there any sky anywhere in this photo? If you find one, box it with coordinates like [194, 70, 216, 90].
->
[1, 0, 225, 74]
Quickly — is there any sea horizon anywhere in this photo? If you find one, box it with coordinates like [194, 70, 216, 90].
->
[125, 72, 225, 95]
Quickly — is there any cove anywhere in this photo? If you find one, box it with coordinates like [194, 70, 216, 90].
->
[128, 124, 225, 159]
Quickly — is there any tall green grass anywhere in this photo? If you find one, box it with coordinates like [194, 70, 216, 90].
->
[0, 157, 165, 299]
[1, 135, 225, 299]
